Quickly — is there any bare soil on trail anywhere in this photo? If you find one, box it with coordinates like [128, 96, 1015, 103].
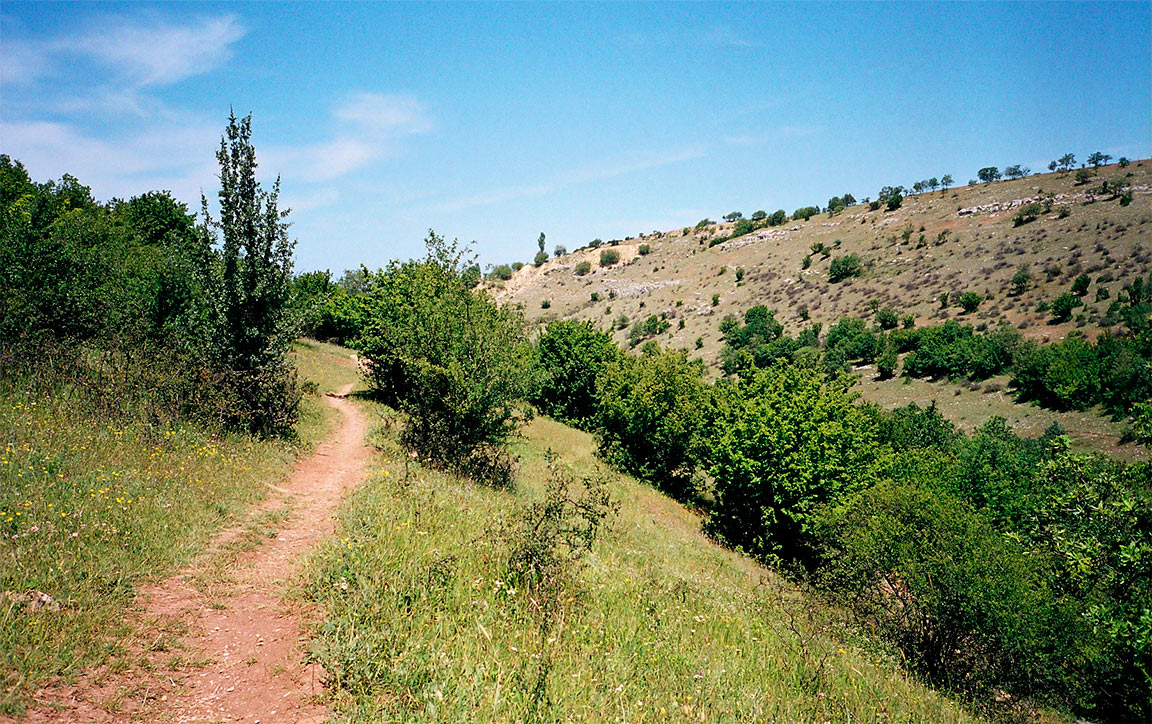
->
[18, 386, 370, 723]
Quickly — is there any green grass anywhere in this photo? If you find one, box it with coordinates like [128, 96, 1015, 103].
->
[0, 340, 360, 715]
[301, 414, 982, 723]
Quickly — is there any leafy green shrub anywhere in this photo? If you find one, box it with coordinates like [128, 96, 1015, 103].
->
[574, 260, 591, 276]
[541, 299, 551, 309]
[534, 250, 549, 267]
[1013, 202, 1044, 226]
[1050, 292, 1082, 322]
[875, 306, 898, 330]
[816, 481, 1075, 699]
[1071, 274, 1091, 296]
[599, 249, 620, 267]
[638, 243, 651, 255]
[594, 347, 710, 500]
[491, 264, 514, 280]
[885, 193, 903, 211]
[876, 341, 898, 379]
[957, 291, 982, 313]
[828, 254, 864, 282]
[706, 364, 877, 563]
[356, 233, 533, 486]
[824, 317, 883, 366]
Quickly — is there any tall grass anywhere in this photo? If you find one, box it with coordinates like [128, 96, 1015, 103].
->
[0, 339, 356, 715]
[301, 415, 983, 723]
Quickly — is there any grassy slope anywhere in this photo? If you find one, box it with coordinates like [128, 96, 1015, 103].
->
[0, 340, 358, 715]
[495, 162, 1152, 459]
[302, 413, 984, 724]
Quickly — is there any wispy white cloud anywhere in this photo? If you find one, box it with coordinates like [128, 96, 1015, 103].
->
[1, 119, 220, 203]
[430, 147, 705, 213]
[2, 14, 245, 115]
[723, 124, 823, 147]
[265, 93, 433, 183]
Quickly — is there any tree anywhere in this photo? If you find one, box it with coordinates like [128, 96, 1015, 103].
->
[828, 196, 846, 215]
[1119, 157, 1130, 168]
[198, 112, 300, 436]
[723, 211, 744, 222]
[1057, 153, 1076, 172]
[595, 347, 711, 500]
[941, 174, 953, 192]
[912, 181, 924, 195]
[1071, 274, 1091, 296]
[886, 192, 903, 211]
[534, 250, 549, 267]
[928, 177, 940, 192]
[829, 254, 865, 282]
[706, 364, 877, 562]
[553, 244, 566, 258]
[537, 232, 546, 253]
[599, 248, 620, 267]
[357, 232, 533, 486]
[1050, 292, 1082, 322]
[1012, 265, 1031, 296]
[751, 209, 767, 221]
[574, 260, 591, 276]
[768, 209, 788, 226]
[531, 320, 620, 427]
[1087, 151, 1112, 168]
[977, 167, 1002, 183]
[958, 291, 982, 314]
[1005, 164, 1030, 179]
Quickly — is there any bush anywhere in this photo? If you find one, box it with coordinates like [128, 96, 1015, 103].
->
[886, 193, 903, 211]
[957, 291, 982, 313]
[356, 233, 533, 486]
[876, 341, 898, 379]
[828, 254, 864, 283]
[599, 249, 620, 267]
[534, 250, 549, 267]
[875, 306, 898, 330]
[637, 243, 651, 255]
[706, 364, 877, 563]
[1050, 292, 1082, 322]
[1013, 202, 1044, 226]
[491, 264, 514, 280]
[530, 320, 620, 429]
[574, 260, 591, 276]
[540, 299, 550, 309]
[1071, 274, 1091, 296]
[594, 347, 710, 500]
[816, 480, 1075, 698]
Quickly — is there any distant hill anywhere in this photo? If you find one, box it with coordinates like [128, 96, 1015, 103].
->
[493, 161, 1152, 458]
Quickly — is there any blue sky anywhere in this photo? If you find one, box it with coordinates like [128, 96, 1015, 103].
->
[3, 2, 1149, 273]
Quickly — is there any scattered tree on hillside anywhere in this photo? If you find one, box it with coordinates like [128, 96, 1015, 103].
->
[723, 211, 744, 222]
[537, 232, 546, 253]
[1119, 157, 1130, 168]
[1071, 274, 1091, 296]
[958, 291, 982, 314]
[941, 174, 953, 191]
[751, 209, 767, 220]
[829, 253, 865, 282]
[1087, 151, 1112, 168]
[553, 244, 566, 258]
[1005, 164, 1030, 179]
[1056, 153, 1076, 173]
[599, 248, 620, 267]
[1012, 265, 1032, 296]
[977, 167, 1002, 183]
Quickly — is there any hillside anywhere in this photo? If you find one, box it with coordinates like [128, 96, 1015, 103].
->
[493, 161, 1152, 457]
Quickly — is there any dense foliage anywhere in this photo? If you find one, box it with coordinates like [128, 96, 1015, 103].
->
[1, 113, 300, 435]
[355, 232, 534, 485]
[592, 345, 710, 500]
[530, 320, 620, 428]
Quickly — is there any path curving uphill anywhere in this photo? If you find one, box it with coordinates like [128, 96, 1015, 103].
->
[21, 385, 370, 723]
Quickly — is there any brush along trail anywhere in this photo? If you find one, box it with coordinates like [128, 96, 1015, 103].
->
[18, 384, 370, 723]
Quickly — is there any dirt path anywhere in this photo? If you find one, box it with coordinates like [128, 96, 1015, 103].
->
[21, 385, 370, 723]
